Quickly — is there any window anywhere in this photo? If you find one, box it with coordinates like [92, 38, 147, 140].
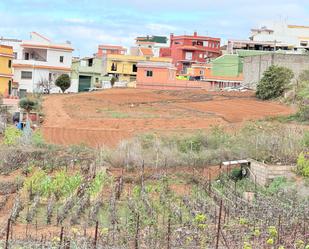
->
[59, 56, 64, 63]
[203, 41, 209, 47]
[8, 80, 12, 95]
[200, 70, 204, 75]
[199, 53, 203, 58]
[24, 52, 29, 60]
[300, 41, 308, 47]
[13, 52, 17, 59]
[146, 70, 153, 77]
[111, 62, 117, 71]
[8, 60, 11, 68]
[132, 64, 137, 72]
[95, 78, 99, 83]
[88, 58, 93, 67]
[49, 73, 52, 82]
[21, 71, 32, 79]
[185, 52, 193, 60]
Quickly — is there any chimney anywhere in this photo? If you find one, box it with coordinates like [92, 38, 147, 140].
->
[170, 33, 174, 46]
[194, 31, 197, 36]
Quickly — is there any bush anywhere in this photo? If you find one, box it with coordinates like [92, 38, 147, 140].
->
[296, 151, 309, 177]
[19, 98, 37, 114]
[55, 74, 71, 93]
[256, 65, 294, 100]
[230, 168, 243, 181]
[3, 126, 22, 145]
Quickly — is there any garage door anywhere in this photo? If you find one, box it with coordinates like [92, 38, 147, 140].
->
[78, 75, 91, 92]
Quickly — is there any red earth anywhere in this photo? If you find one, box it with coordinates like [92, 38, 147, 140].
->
[41, 88, 293, 147]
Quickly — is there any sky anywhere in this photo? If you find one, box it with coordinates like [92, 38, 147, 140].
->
[0, 0, 308, 57]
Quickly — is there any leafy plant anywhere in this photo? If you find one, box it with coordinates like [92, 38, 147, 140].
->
[256, 65, 294, 100]
[55, 74, 71, 93]
[297, 151, 309, 177]
[3, 126, 22, 145]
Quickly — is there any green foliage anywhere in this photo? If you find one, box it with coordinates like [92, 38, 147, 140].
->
[177, 133, 204, 153]
[32, 130, 45, 147]
[302, 132, 309, 148]
[24, 169, 82, 199]
[88, 172, 110, 196]
[297, 152, 309, 177]
[243, 242, 252, 249]
[55, 74, 71, 93]
[256, 65, 294, 100]
[266, 177, 288, 193]
[230, 168, 243, 181]
[24, 169, 50, 196]
[19, 98, 37, 113]
[51, 171, 82, 199]
[3, 126, 22, 145]
[110, 76, 117, 87]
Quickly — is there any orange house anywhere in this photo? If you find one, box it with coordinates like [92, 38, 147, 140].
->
[136, 61, 212, 90]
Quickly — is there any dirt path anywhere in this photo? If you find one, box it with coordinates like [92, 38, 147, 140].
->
[41, 89, 294, 147]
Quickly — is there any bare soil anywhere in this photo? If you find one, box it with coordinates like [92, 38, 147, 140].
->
[41, 88, 293, 147]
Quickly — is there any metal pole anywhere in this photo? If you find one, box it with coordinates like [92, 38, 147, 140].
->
[5, 218, 11, 249]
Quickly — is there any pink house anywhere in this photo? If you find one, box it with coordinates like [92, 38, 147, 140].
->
[136, 61, 212, 90]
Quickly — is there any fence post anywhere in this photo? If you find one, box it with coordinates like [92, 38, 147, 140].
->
[167, 215, 171, 249]
[215, 200, 223, 249]
[59, 226, 64, 249]
[94, 221, 99, 248]
[5, 218, 11, 249]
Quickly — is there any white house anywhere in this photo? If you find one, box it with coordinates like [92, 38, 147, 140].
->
[250, 22, 309, 51]
[1, 32, 74, 95]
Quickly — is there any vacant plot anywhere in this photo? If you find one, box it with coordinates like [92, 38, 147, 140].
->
[42, 88, 293, 147]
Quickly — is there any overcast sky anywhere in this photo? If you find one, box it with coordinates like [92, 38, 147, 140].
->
[0, 0, 308, 56]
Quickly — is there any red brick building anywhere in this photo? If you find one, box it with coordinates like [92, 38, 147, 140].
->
[97, 45, 127, 57]
[160, 32, 221, 74]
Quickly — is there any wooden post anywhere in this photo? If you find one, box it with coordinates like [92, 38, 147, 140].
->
[215, 200, 223, 249]
[94, 221, 99, 248]
[5, 218, 11, 249]
[59, 226, 64, 249]
[167, 215, 171, 249]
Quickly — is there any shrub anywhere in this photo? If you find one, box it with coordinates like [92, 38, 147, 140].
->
[297, 151, 309, 177]
[19, 98, 37, 114]
[3, 126, 22, 145]
[256, 65, 294, 100]
[230, 168, 243, 181]
[55, 74, 71, 93]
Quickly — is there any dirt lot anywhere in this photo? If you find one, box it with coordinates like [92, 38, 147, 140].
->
[42, 88, 293, 147]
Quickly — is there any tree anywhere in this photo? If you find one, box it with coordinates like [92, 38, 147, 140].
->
[19, 98, 37, 121]
[55, 74, 71, 93]
[110, 76, 117, 88]
[37, 77, 54, 94]
[256, 65, 294, 100]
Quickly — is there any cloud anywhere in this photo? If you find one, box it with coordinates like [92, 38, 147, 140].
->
[0, 0, 308, 56]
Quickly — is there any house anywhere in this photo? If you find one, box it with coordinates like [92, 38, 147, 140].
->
[132, 35, 168, 57]
[105, 54, 172, 83]
[1, 32, 74, 95]
[227, 22, 309, 54]
[71, 57, 112, 92]
[97, 45, 127, 57]
[0, 45, 14, 96]
[187, 63, 212, 80]
[160, 32, 221, 74]
[136, 61, 212, 90]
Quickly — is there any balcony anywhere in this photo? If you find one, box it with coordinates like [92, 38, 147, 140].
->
[23, 48, 47, 62]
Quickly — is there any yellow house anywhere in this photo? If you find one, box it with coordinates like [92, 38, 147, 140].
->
[0, 45, 14, 96]
[106, 54, 172, 82]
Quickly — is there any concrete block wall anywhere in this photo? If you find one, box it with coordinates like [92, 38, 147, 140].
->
[249, 160, 296, 186]
[243, 54, 309, 89]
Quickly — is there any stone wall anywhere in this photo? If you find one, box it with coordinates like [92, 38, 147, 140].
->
[243, 54, 309, 89]
[249, 159, 295, 186]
